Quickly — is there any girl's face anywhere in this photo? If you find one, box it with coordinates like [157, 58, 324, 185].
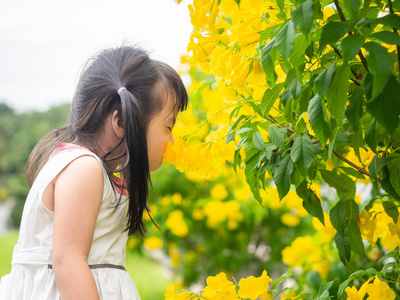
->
[147, 96, 177, 172]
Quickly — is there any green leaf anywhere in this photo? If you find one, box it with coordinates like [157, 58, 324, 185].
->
[330, 199, 345, 233]
[261, 39, 277, 85]
[276, 20, 296, 59]
[290, 134, 314, 177]
[345, 86, 363, 131]
[365, 118, 377, 153]
[366, 75, 400, 134]
[271, 272, 294, 290]
[273, 155, 294, 199]
[345, 199, 365, 257]
[320, 169, 355, 198]
[370, 31, 400, 45]
[326, 64, 351, 125]
[291, 0, 313, 36]
[346, 219, 366, 257]
[320, 21, 348, 52]
[316, 290, 330, 300]
[379, 249, 399, 264]
[268, 125, 285, 149]
[318, 281, 335, 296]
[381, 166, 400, 201]
[307, 94, 331, 146]
[382, 201, 399, 223]
[390, 166, 400, 201]
[297, 180, 324, 225]
[253, 132, 265, 150]
[299, 86, 311, 114]
[342, 0, 361, 19]
[328, 126, 340, 161]
[290, 78, 302, 99]
[261, 83, 284, 116]
[336, 132, 351, 143]
[360, 14, 400, 30]
[335, 232, 352, 264]
[226, 128, 235, 144]
[290, 33, 309, 80]
[364, 42, 394, 100]
[341, 34, 364, 63]
[247, 101, 262, 116]
[245, 155, 263, 204]
[237, 135, 249, 149]
[237, 127, 253, 134]
[314, 63, 336, 97]
[368, 155, 378, 180]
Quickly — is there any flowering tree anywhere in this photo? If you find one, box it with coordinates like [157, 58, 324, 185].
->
[133, 0, 400, 298]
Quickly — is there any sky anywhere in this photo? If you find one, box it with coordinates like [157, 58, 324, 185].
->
[0, 0, 193, 112]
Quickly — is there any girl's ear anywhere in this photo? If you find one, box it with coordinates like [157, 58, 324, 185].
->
[111, 110, 124, 139]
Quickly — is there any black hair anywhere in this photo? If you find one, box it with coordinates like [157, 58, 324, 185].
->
[27, 45, 188, 236]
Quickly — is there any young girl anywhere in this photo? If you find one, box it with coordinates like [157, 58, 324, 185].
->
[0, 46, 188, 299]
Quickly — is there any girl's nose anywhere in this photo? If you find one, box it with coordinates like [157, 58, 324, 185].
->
[169, 134, 175, 144]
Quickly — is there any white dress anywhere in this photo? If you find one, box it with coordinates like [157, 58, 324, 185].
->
[0, 143, 141, 299]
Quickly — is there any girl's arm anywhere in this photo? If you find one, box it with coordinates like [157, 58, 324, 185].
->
[52, 155, 104, 300]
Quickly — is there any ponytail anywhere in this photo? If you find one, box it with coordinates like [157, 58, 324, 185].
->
[118, 89, 149, 237]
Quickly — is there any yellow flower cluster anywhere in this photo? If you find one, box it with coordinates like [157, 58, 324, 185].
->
[164, 270, 273, 300]
[162, 138, 236, 180]
[281, 214, 336, 277]
[143, 236, 163, 250]
[187, 0, 282, 94]
[261, 188, 312, 227]
[203, 200, 244, 229]
[166, 210, 189, 237]
[345, 277, 396, 300]
[358, 202, 400, 251]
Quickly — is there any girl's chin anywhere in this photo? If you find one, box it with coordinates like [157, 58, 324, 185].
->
[149, 160, 162, 173]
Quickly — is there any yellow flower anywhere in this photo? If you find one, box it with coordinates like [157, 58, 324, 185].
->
[281, 236, 333, 277]
[323, 6, 335, 21]
[389, 216, 400, 239]
[365, 277, 396, 300]
[203, 272, 238, 299]
[203, 200, 243, 229]
[166, 210, 189, 237]
[211, 183, 228, 200]
[172, 193, 183, 205]
[361, 203, 400, 251]
[358, 209, 378, 246]
[143, 204, 157, 221]
[192, 208, 204, 220]
[345, 278, 371, 300]
[312, 213, 336, 243]
[281, 213, 300, 227]
[165, 284, 191, 300]
[143, 237, 163, 250]
[238, 270, 273, 299]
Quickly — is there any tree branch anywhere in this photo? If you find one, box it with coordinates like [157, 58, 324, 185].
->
[388, 0, 400, 84]
[333, 0, 370, 73]
[332, 45, 361, 86]
[334, 0, 346, 22]
[332, 151, 371, 178]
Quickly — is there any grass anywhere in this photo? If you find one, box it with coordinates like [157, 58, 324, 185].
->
[0, 232, 171, 299]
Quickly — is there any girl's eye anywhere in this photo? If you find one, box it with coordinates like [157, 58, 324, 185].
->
[167, 127, 172, 131]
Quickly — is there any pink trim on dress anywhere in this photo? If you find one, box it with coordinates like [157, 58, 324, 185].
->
[51, 142, 91, 157]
